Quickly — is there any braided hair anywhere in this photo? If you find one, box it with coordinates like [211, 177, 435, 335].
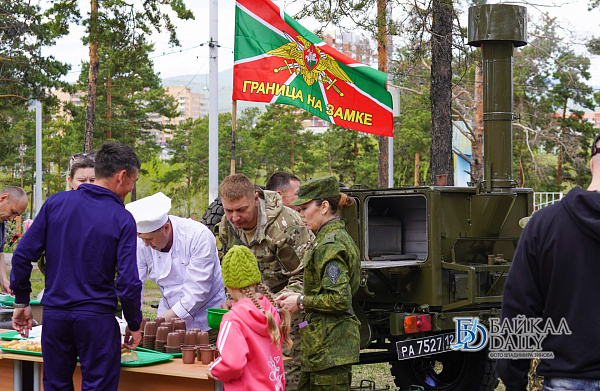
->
[240, 283, 292, 350]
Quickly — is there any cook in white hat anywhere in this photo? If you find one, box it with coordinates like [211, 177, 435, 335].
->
[126, 192, 171, 237]
[125, 192, 226, 332]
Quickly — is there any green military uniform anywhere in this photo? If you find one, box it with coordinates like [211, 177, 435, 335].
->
[219, 188, 312, 391]
[219, 189, 311, 294]
[291, 177, 361, 391]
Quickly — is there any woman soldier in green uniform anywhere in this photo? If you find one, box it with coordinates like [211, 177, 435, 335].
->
[277, 176, 360, 391]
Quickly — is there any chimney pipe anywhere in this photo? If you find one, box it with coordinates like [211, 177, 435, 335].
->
[468, 5, 527, 190]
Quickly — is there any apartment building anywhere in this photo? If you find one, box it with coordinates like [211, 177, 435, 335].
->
[584, 111, 600, 128]
[52, 86, 207, 144]
[146, 86, 207, 143]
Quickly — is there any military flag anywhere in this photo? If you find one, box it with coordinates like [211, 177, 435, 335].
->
[233, 0, 394, 137]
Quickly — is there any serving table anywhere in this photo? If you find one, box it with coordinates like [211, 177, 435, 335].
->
[0, 329, 223, 391]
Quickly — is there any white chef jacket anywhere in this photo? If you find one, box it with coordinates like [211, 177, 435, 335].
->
[137, 215, 226, 331]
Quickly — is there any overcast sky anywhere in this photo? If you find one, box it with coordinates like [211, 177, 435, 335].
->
[45, 0, 600, 88]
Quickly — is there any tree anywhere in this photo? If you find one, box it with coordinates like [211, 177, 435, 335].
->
[248, 105, 311, 177]
[0, 0, 72, 191]
[396, 88, 431, 186]
[74, 30, 179, 154]
[321, 126, 379, 187]
[513, 14, 595, 190]
[429, 0, 454, 186]
[49, 0, 194, 152]
[0, 1, 71, 106]
[165, 113, 234, 214]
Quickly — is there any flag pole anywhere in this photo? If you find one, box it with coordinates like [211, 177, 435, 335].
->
[231, 100, 237, 175]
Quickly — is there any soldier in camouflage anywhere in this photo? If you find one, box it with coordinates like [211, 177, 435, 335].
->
[277, 176, 360, 391]
[218, 173, 312, 391]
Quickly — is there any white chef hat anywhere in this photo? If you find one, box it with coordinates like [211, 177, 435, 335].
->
[125, 192, 172, 233]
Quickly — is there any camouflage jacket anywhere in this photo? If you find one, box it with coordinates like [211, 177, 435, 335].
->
[219, 189, 312, 294]
[300, 217, 361, 372]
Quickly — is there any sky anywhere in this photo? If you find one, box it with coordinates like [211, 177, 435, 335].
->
[44, 0, 600, 88]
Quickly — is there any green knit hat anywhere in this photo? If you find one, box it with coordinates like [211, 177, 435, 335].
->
[222, 245, 262, 289]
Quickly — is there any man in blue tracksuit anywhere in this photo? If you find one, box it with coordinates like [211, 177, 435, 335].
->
[10, 142, 143, 391]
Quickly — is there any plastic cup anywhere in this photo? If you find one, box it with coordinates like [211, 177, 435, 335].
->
[177, 330, 186, 346]
[199, 346, 216, 365]
[144, 321, 158, 336]
[166, 332, 179, 347]
[173, 320, 186, 331]
[140, 317, 150, 333]
[181, 346, 196, 364]
[184, 331, 197, 346]
[197, 331, 209, 345]
[156, 326, 169, 341]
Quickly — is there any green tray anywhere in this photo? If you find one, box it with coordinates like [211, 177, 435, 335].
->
[0, 346, 42, 356]
[0, 331, 33, 341]
[0, 344, 173, 367]
[0, 296, 41, 306]
[136, 346, 182, 358]
[123, 350, 173, 367]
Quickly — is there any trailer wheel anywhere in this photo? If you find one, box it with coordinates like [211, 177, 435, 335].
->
[390, 349, 498, 391]
[201, 197, 224, 232]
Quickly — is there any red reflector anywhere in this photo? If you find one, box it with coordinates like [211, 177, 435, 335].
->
[418, 314, 432, 332]
[404, 314, 432, 334]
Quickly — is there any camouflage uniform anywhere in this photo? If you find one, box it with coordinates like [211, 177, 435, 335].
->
[297, 217, 361, 391]
[219, 189, 312, 391]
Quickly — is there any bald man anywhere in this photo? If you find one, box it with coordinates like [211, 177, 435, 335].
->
[0, 186, 27, 294]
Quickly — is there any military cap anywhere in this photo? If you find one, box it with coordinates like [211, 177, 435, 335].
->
[290, 176, 339, 206]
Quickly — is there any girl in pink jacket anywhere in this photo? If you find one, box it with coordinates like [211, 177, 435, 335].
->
[209, 245, 292, 390]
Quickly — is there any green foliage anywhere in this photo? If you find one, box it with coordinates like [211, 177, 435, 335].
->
[396, 90, 431, 185]
[0, 1, 73, 204]
[0, 1, 71, 105]
[71, 6, 180, 152]
[513, 14, 596, 190]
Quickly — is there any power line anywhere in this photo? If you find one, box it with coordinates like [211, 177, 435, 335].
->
[66, 43, 210, 75]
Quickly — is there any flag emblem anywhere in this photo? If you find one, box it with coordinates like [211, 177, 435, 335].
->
[269, 32, 352, 97]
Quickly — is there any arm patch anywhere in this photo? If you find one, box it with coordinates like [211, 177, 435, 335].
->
[326, 262, 342, 284]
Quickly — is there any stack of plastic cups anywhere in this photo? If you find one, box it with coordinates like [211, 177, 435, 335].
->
[181, 330, 198, 364]
[173, 319, 186, 332]
[154, 326, 169, 353]
[140, 317, 150, 336]
[143, 321, 158, 350]
[196, 331, 216, 364]
[165, 332, 181, 354]
[177, 329, 186, 347]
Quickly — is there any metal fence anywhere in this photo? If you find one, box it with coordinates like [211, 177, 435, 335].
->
[534, 192, 563, 211]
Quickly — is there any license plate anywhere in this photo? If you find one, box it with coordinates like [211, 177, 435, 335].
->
[396, 333, 455, 360]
